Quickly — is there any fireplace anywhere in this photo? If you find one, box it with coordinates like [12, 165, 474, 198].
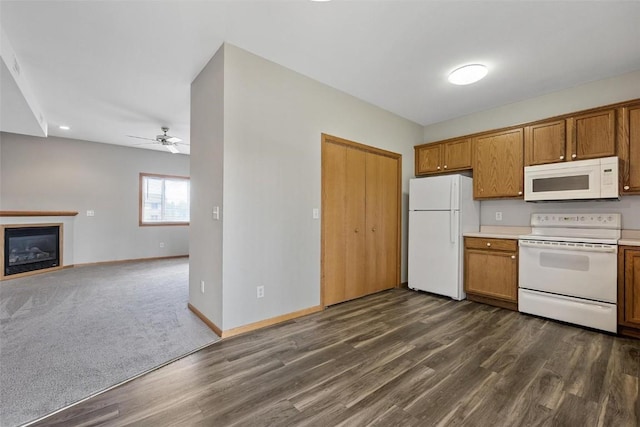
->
[2, 224, 61, 277]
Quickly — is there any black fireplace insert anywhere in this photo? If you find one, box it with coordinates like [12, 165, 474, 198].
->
[3, 225, 60, 276]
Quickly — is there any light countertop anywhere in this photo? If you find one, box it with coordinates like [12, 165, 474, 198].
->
[463, 226, 531, 241]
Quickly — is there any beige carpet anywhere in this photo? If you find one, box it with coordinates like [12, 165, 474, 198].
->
[0, 258, 219, 427]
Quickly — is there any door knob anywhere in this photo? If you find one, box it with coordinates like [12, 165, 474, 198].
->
[511, 255, 516, 259]
[518, 191, 523, 195]
[486, 242, 491, 247]
[572, 154, 577, 159]
[437, 166, 441, 170]
[559, 155, 564, 160]
[444, 165, 448, 169]
[624, 185, 630, 190]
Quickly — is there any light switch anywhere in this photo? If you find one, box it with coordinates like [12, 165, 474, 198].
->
[312, 208, 320, 219]
[495, 212, 503, 221]
[212, 206, 220, 220]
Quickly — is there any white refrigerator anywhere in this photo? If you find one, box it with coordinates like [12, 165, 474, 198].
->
[408, 175, 479, 300]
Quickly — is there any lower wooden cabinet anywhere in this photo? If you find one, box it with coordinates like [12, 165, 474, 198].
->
[618, 245, 640, 338]
[464, 237, 518, 311]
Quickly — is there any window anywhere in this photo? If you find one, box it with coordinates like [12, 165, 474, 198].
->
[139, 173, 190, 226]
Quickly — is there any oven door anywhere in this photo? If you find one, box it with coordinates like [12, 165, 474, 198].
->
[518, 239, 617, 303]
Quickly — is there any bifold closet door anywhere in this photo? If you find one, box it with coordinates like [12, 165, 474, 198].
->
[322, 140, 366, 306]
[322, 134, 401, 307]
[365, 151, 399, 294]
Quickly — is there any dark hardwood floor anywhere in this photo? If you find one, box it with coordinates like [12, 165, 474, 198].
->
[33, 289, 639, 427]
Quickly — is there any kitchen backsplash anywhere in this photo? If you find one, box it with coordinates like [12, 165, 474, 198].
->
[480, 196, 640, 229]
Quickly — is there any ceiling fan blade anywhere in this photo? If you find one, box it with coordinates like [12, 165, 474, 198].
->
[165, 136, 182, 143]
[127, 135, 157, 142]
[166, 145, 180, 154]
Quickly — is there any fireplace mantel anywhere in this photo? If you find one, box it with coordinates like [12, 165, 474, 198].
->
[0, 211, 79, 217]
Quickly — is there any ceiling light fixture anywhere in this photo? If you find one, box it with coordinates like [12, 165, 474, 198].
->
[59, 125, 71, 130]
[448, 64, 488, 85]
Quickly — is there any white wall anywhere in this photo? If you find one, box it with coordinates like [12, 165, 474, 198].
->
[189, 45, 225, 328]
[422, 70, 640, 230]
[0, 133, 190, 264]
[189, 43, 423, 331]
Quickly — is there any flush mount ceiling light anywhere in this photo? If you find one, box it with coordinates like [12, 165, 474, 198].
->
[448, 64, 488, 85]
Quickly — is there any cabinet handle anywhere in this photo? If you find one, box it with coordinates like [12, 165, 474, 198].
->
[572, 154, 577, 159]
[444, 165, 448, 169]
[559, 155, 564, 160]
[437, 166, 441, 170]
[518, 191, 523, 195]
[486, 242, 491, 247]
[511, 255, 516, 259]
[624, 185, 630, 190]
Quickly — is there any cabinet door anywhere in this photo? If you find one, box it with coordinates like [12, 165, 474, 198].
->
[464, 249, 518, 302]
[569, 109, 616, 160]
[524, 120, 566, 166]
[365, 152, 399, 294]
[624, 249, 640, 327]
[473, 129, 524, 199]
[443, 138, 472, 171]
[415, 143, 442, 175]
[620, 105, 640, 194]
[321, 141, 366, 305]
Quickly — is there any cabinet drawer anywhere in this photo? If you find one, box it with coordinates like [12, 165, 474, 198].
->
[465, 237, 517, 251]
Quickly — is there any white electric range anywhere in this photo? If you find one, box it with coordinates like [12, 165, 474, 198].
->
[518, 213, 621, 333]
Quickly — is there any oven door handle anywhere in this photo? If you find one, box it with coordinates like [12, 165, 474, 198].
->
[518, 240, 617, 254]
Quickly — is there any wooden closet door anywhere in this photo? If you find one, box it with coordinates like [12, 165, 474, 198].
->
[365, 152, 399, 294]
[344, 147, 367, 301]
[321, 140, 366, 305]
[322, 134, 401, 306]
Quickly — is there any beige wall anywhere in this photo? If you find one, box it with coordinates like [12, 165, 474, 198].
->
[188, 44, 225, 328]
[190, 43, 423, 331]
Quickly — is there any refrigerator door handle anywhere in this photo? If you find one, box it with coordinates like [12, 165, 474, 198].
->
[450, 209, 456, 243]
[450, 178, 456, 211]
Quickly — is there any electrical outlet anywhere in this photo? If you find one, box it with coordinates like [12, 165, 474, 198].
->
[200, 280, 205, 294]
[495, 212, 503, 221]
[257, 285, 265, 298]
[86, 210, 95, 217]
[159, 242, 165, 248]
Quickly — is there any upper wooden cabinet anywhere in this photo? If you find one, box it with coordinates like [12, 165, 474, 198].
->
[415, 138, 471, 176]
[568, 109, 616, 160]
[473, 128, 524, 199]
[619, 103, 640, 194]
[524, 119, 566, 166]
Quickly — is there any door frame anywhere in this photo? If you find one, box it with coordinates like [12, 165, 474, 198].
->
[320, 133, 402, 307]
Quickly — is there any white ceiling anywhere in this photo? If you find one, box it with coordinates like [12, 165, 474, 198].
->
[2, 1, 640, 156]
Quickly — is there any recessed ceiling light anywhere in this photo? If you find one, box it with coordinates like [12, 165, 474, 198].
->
[448, 64, 488, 85]
[59, 125, 71, 130]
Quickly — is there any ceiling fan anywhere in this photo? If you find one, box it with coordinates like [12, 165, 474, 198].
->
[127, 127, 185, 154]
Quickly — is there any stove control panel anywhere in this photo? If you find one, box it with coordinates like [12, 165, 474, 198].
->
[530, 213, 621, 229]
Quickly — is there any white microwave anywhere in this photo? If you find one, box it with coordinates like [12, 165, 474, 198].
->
[524, 156, 619, 201]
